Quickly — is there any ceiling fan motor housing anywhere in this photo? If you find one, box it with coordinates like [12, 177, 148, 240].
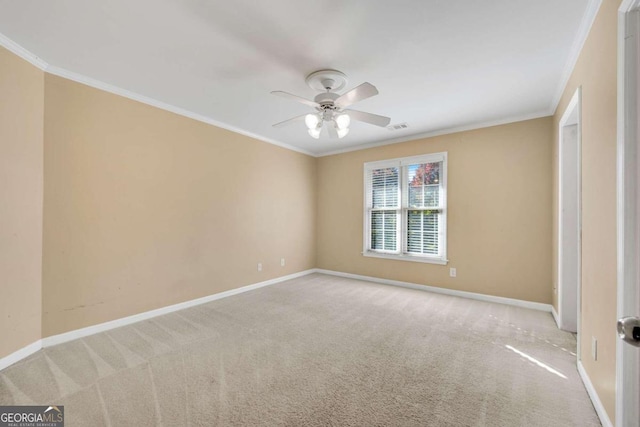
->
[314, 92, 340, 112]
[271, 69, 390, 137]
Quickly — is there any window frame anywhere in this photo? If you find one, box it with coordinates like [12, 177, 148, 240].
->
[363, 152, 448, 265]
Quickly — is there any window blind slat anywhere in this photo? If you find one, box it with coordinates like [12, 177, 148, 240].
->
[370, 210, 397, 251]
[407, 162, 440, 208]
[365, 153, 446, 262]
[404, 161, 441, 256]
[370, 167, 399, 209]
[406, 207, 440, 255]
[367, 165, 400, 252]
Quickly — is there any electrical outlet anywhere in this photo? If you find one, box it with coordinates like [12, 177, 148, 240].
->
[449, 268, 457, 278]
[257, 263, 262, 272]
[592, 337, 597, 361]
[280, 258, 285, 267]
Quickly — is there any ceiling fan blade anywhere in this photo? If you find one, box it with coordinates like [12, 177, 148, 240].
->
[327, 123, 339, 139]
[271, 91, 319, 108]
[272, 114, 307, 128]
[335, 83, 379, 108]
[345, 109, 391, 127]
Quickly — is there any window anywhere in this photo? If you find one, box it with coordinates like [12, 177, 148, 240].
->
[363, 152, 447, 264]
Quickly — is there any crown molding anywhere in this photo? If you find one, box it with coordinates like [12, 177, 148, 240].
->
[317, 110, 551, 157]
[549, 0, 603, 114]
[0, 32, 315, 157]
[44, 65, 316, 157]
[0, 31, 48, 70]
[0, 25, 583, 159]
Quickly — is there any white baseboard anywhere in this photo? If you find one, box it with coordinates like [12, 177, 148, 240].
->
[0, 340, 42, 371]
[1, 269, 315, 370]
[315, 269, 553, 312]
[2, 268, 552, 370]
[42, 269, 315, 348]
[1, 268, 612, 427]
[551, 305, 561, 328]
[578, 361, 613, 427]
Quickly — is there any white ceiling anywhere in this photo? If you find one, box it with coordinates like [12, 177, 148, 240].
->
[0, 0, 593, 156]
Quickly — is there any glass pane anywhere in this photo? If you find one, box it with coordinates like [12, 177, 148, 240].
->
[371, 210, 397, 251]
[407, 162, 440, 208]
[371, 167, 399, 208]
[406, 210, 439, 255]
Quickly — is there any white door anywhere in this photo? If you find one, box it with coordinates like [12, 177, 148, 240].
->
[616, 4, 640, 427]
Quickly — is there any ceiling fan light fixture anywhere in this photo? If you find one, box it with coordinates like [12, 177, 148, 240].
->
[335, 113, 350, 130]
[308, 127, 321, 139]
[305, 113, 320, 130]
[272, 70, 390, 141]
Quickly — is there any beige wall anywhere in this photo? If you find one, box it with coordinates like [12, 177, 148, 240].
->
[552, 0, 620, 422]
[317, 117, 553, 304]
[2, 8, 622, 422]
[42, 74, 316, 337]
[0, 47, 44, 358]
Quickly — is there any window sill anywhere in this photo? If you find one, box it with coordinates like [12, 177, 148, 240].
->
[362, 251, 448, 265]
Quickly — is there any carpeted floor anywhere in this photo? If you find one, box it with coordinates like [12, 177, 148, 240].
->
[0, 273, 600, 426]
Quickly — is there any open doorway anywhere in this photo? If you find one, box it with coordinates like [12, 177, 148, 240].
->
[557, 88, 582, 338]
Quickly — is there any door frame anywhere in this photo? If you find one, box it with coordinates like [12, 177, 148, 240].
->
[616, 1, 640, 426]
[557, 88, 582, 344]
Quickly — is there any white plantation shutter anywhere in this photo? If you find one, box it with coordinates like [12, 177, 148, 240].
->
[404, 160, 443, 256]
[364, 153, 447, 264]
[365, 163, 400, 252]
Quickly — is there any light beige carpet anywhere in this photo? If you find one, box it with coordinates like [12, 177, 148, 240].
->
[0, 273, 600, 426]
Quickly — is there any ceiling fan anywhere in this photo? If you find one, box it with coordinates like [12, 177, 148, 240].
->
[271, 69, 391, 139]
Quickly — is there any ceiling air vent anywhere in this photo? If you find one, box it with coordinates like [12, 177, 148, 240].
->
[387, 122, 409, 131]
